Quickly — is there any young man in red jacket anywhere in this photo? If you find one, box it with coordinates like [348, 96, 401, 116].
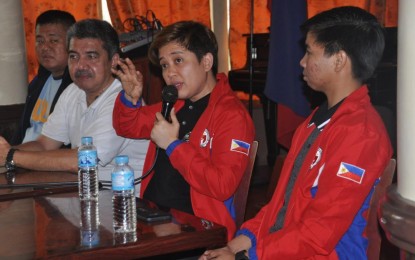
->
[112, 21, 255, 240]
[201, 6, 393, 260]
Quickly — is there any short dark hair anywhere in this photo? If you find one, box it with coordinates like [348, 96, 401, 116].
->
[66, 19, 120, 59]
[148, 21, 218, 76]
[36, 10, 76, 30]
[301, 6, 385, 82]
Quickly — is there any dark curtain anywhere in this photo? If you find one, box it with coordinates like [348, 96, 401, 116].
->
[263, 0, 309, 149]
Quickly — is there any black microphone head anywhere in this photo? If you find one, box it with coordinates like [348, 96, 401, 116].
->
[162, 85, 178, 103]
[161, 85, 178, 120]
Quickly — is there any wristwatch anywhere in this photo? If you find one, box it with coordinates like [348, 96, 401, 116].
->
[235, 250, 248, 260]
[5, 148, 18, 171]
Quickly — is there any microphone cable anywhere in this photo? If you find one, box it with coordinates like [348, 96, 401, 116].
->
[133, 85, 176, 186]
[133, 146, 160, 185]
[102, 85, 177, 188]
[100, 146, 160, 188]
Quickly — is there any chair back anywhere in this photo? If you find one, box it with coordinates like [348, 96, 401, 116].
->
[366, 158, 396, 260]
[234, 141, 258, 229]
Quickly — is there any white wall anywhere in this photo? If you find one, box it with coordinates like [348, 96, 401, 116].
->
[0, 1, 27, 105]
[211, 0, 230, 74]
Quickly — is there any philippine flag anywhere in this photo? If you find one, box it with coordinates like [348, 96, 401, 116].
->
[230, 139, 250, 155]
[336, 162, 365, 184]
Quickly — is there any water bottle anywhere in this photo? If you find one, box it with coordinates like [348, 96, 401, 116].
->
[112, 155, 137, 233]
[80, 200, 100, 247]
[78, 136, 99, 201]
[113, 230, 137, 245]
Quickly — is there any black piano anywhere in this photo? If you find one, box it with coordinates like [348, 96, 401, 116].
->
[228, 33, 269, 95]
[228, 33, 279, 166]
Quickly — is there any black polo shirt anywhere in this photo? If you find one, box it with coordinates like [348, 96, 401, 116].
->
[143, 94, 211, 214]
[310, 99, 343, 130]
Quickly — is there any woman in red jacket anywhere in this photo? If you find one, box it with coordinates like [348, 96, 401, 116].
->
[112, 21, 255, 241]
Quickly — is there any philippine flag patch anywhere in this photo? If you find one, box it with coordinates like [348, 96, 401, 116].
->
[230, 139, 250, 155]
[336, 162, 365, 184]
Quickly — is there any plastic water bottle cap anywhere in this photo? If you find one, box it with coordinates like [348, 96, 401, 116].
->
[115, 155, 129, 164]
[81, 136, 93, 145]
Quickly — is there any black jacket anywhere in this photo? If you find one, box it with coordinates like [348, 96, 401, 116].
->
[11, 66, 72, 145]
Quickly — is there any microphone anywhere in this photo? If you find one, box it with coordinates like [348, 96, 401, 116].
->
[161, 85, 178, 121]
[132, 85, 177, 186]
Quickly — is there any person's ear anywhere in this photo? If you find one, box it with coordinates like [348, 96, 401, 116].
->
[334, 50, 347, 72]
[202, 53, 214, 72]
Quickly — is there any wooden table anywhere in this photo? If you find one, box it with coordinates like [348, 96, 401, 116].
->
[0, 169, 227, 259]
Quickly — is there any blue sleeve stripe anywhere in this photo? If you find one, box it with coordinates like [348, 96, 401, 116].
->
[166, 140, 183, 156]
[335, 179, 379, 259]
[120, 90, 142, 108]
[235, 228, 258, 260]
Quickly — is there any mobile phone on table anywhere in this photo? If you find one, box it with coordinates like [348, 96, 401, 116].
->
[136, 198, 172, 223]
[136, 207, 172, 222]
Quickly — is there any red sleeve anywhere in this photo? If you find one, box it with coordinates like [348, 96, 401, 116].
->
[112, 92, 161, 139]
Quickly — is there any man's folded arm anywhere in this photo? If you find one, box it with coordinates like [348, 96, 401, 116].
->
[13, 134, 78, 172]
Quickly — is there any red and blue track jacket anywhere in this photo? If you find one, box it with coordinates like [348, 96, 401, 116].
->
[238, 86, 393, 259]
[113, 73, 255, 240]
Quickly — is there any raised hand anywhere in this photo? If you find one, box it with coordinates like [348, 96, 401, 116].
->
[111, 57, 144, 105]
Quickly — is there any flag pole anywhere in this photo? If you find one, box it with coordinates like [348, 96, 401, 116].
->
[248, 0, 254, 117]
